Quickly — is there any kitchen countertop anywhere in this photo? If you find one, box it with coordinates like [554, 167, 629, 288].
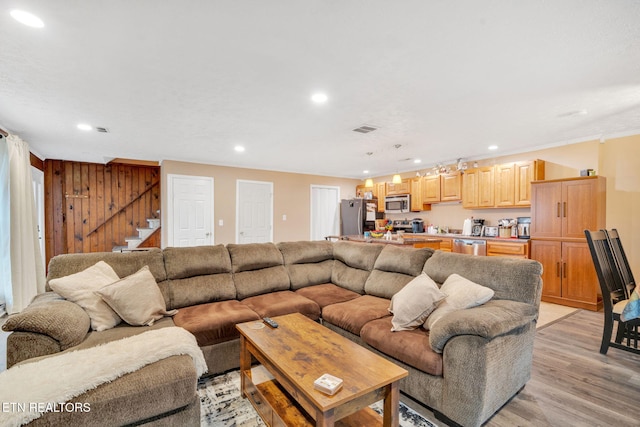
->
[342, 235, 442, 246]
[406, 233, 530, 243]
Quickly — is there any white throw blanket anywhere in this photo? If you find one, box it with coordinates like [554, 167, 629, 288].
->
[0, 327, 207, 427]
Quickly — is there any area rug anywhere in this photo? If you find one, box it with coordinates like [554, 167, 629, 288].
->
[198, 370, 436, 427]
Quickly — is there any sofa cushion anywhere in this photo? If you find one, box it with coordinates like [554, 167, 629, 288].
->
[361, 317, 443, 376]
[241, 291, 321, 320]
[331, 240, 382, 294]
[234, 267, 291, 300]
[2, 292, 90, 350]
[227, 242, 284, 273]
[295, 284, 361, 308]
[228, 242, 290, 299]
[365, 246, 434, 299]
[277, 240, 333, 265]
[165, 274, 236, 310]
[46, 249, 167, 289]
[164, 245, 232, 279]
[373, 245, 434, 277]
[96, 266, 178, 326]
[321, 295, 391, 335]
[424, 274, 495, 330]
[173, 300, 261, 346]
[48, 261, 122, 332]
[389, 273, 446, 331]
[279, 240, 334, 290]
[423, 250, 543, 305]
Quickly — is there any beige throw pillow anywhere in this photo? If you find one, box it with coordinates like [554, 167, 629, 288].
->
[424, 273, 494, 330]
[389, 273, 446, 331]
[96, 266, 177, 326]
[48, 261, 122, 332]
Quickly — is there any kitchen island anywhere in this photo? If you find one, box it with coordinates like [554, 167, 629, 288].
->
[341, 235, 442, 250]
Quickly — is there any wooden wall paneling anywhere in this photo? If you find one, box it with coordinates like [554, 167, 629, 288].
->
[104, 164, 114, 249]
[81, 162, 90, 253]
[117, 165, 124, 245]
[44, 160, 66, 266]
[124, 166, 133, 240]
[88, 163, 98, 253]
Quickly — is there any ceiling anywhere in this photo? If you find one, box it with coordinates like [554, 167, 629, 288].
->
[1, 1, 640, 179]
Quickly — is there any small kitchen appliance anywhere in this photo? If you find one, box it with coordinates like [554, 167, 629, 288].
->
[411, 218, 424, 233]
[471, 219, 485, 236]
[384, 195, 411, 214]
[517, 217, 531, 239]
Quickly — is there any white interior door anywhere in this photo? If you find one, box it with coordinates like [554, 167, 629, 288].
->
[31, 167, 45, 266]
[236, 180, 273, 243]
[310, 185, 340, 241]
[167, 174, 214, 247]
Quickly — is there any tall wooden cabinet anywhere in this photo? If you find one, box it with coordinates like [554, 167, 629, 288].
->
[530, 176, 606, 311]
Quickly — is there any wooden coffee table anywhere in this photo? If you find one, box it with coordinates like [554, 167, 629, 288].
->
[236, 313, 408, 427]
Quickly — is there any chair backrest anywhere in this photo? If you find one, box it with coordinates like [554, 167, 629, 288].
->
[584, 230, 627, 312]
[605, 228, 636, 299]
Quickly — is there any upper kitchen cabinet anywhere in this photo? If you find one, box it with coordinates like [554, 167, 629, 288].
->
[462, 160, 544, 209]
[423, 172, 462, 204]
[441, 171, 462, 201]
[530, 176, 606, 239]
[386, 179, 410, 195]
[462, 166, 494, 208]
[373, 182, 386, 212]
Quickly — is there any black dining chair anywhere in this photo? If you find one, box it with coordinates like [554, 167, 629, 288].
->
[605, 228, 636, 299]
[585, 229, 640, 355]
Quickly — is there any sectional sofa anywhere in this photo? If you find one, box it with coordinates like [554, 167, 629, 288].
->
[4, 240, 543, 426]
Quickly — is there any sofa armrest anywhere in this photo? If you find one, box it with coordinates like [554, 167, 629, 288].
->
[428, 299, 537, 353]
[2, 292, 90, 350]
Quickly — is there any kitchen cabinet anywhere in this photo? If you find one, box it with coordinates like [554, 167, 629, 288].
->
[441, 172, 462, 201]
[422, 175, 440, 203]
[423, 172, 462, 204]
[373, 182, 386, 212]
[386, 179, 410, 195]
[462, 160, 544, 209]
[462, 166, 494, 208]
[487, 240, 529, 258]
[438, 237, 453, 252]
[530, 176, 606, 311]
[530, 176, 606, 239]
[410, 177, 423, 211]
[531, 240, 600, 310]
[356, 184, 366, 198]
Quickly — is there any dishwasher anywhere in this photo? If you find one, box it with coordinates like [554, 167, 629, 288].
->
[453, 238, 487, 256]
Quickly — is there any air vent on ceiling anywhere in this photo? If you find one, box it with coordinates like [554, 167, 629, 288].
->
[95, 127, 109, 133]
[352, 125, 378, 134]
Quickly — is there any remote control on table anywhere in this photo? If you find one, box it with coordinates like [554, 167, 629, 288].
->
[263, 317, 278, 328]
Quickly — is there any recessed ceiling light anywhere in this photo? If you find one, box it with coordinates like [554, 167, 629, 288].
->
[10, 10, 44, 28]
[234, 146, 245, 152]
[414, 159, 422, 164]
[488, 145, 499, 150]
[77, 123, 92, 131]
[311, 93, 328, 104]
[363, 170, 369, 174]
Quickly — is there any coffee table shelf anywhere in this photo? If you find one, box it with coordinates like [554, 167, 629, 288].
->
[237, 313, 407, 427]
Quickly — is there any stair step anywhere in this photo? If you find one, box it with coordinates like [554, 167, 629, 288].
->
[112, 245, 128, 252]
[137, 227, 155, 240]
[147, 218, 161, 229]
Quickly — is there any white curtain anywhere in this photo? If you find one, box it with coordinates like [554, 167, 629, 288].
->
[0, 134, 46, 314]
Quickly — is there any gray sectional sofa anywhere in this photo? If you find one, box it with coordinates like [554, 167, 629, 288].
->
[4, 240, 543, 426]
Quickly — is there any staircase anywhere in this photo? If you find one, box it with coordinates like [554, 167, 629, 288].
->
[113, 216, 161, 252]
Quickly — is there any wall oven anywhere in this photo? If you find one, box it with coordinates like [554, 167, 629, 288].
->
[384, 195, 411, 214]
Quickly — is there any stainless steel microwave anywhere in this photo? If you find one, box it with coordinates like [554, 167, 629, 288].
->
[385, 195, 410, 213]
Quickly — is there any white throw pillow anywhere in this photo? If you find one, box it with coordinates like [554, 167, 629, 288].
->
[389, 273, 446, 331]
[96, 266, 178, 326]
[424, 273, 495, 330]
[48, 261, 122, 331]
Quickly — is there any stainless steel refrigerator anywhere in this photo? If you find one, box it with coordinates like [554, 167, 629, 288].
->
[340, 198, 380, 236]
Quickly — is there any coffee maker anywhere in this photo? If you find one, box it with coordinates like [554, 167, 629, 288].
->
[517, 217, 531, 239]
[471, 219, 485, 236]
